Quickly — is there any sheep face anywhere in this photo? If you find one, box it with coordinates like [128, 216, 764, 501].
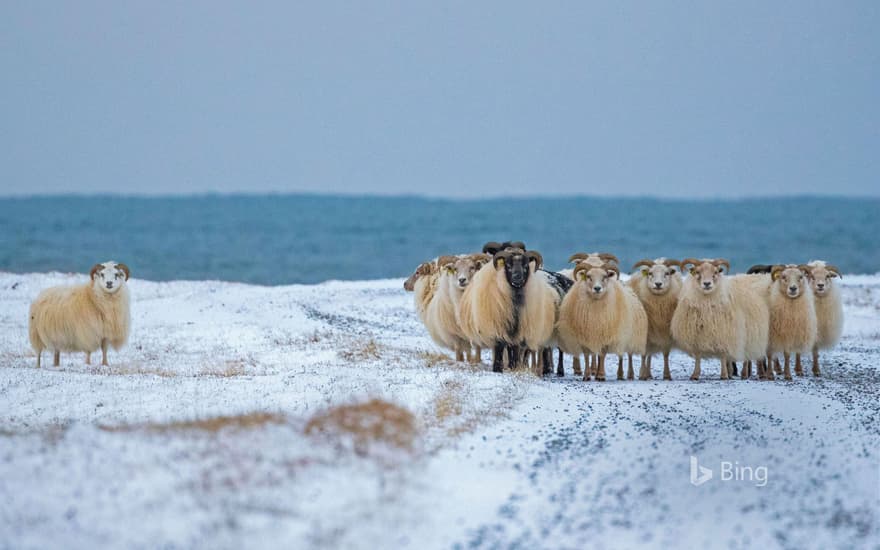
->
[494, 250, 533, 289]
[90, 261, 130, 295]
[404, 261, 435, 291]
[642, 264, 678, 295]
[807, 262, 841, 297]
[772, 265, 811, 299]
[576, 266, 618, 299]
[451, 255, 489, 290]
[687, 260, 727, 295]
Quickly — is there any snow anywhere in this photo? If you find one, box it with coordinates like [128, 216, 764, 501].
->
[0, 271, 878, 549]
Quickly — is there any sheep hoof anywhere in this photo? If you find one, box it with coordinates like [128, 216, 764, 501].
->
[639, 375, 648, 381]
[573, 369, 582, 376]
[690, 375, 699, 381]
[596, 376, 606, 382]
[784, 375, 792, 381]
[813, 371, 821, 377]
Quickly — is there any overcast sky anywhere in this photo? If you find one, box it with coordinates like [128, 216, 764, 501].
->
[1, 1, 877, 198]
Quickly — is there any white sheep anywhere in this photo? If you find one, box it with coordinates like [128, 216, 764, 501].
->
[557, 262, 648, 381]
[29, 261, 131, 368]
[766, 264, 817, 380]
[671, 258, 769, 380]
[458, 247, 557, 373]
[424, 254, 489, 362]
[797, 261, 843, 376]
[628, 258, 682, 380]
[404, 259, 439, 324]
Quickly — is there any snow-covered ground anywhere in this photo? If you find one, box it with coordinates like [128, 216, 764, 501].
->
[0, 272, 878, 549]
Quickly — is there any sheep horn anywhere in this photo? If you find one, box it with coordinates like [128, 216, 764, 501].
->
[796, 264, 814, 278]
[662, 258, 681, 269]
[437, 255, 460, 269]
[116, 263, 131, 281]
[89, 263, 104, 280]
[712, 259, 731, 273]
[573, 262, 590, 281]
[631, 259, 655, 271]
[598, 253, 619, 264]
[770, 264, 785, 281]
[824, 264, 842, 278]
[482, 242, 503, 255]
[493, 250, 511, 269]
[568, 253, 590, 264]
[505, 241, 527, 251]
[680, 258, 702, 273]
[604, 263, 621, 279]
[525, 250, 543, 269]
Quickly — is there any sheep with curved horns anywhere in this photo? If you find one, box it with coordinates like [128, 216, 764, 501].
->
[29, 261, 132, 368]
[765, 264, 818, 380]
[557, 261, 648, 381]
[796, 261, 843, 377]
[424, 253, 490, 362]
[671, 258, 770, 380]
[628, 258, 683, 380]
[458, 246, 557, 373]
[560, 252, 620, 375]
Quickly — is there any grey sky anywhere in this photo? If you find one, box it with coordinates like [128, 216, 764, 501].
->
[2, 1, 877, 198]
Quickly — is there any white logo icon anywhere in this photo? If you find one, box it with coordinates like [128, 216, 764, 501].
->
[690, 455, 713, 486]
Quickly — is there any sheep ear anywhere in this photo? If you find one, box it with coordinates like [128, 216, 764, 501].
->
[90, 264, 103, 280]
[116, 263, 131, 280]
[689, 268, 696, 276]
[640, 268, 649, 276]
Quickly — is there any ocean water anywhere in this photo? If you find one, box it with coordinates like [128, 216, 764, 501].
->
[0, 195, 877, 285]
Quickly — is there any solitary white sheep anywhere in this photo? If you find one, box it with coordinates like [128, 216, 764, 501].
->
[29, 261, 131, 368]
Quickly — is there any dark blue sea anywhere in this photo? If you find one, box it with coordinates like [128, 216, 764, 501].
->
[0, 195, 877, 285]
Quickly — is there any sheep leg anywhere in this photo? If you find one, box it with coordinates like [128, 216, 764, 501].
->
[812, 347, 821, 377]
[783, 352, 792, 381]
[663, 352, 671, 381]
[616, 355, 624, 380]
[742, 360, 751, 380]
[596, 354, 607, 381]
[720, 357, 730, 380]
[572, 355, 582, 376]
[773, 358, 782, 375]
[764, 356, 775, 380]
[471, 346, 481, 364]
[555, 348, 564, 377]
[85, 352, 91, 365]
[730, 361, 738, 377]
[690, 355, 701, 381]
[590, 355, 597, 377]
[627, 354, 634, 380]
[53, 351, 60, 367]
[492, 342, 505, 372]
[455, 349, 465, 362]
[638, 355, 649, 380]
[795, 354, 804, 376]
[35, 349, 42, 369]
[508, 344, 521, 370]
[101, 339, 109, 366]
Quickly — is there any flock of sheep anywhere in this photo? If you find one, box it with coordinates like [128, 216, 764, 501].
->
[405, 241, 844, 381]
[23, 250, 844, 382]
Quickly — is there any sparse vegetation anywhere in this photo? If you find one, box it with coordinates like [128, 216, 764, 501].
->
[338, 339, 382, 362]
[304, 398, 418, 455]
[99, 412, 286, 434]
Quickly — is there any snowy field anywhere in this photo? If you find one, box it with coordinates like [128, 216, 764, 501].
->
[0, 271, 878, 549]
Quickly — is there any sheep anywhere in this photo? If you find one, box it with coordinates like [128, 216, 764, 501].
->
[671, 258, 770, 380]
[404, 259, 439, 324]
[562, 252, 620, 375]
[628, 258, 682, 380]
[29, 261, 131, 368]
[797, 261, 843, 377]
[765, 264, 818, 380]
[424, 254, 490, 362]
[457, 246, 557, 374]
[557, 262, 648, 381]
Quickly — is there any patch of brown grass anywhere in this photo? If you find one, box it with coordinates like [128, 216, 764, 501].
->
[304, 398, 417, 455]
[338, 339, 382, 362]
[99, 412, 286, 434]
